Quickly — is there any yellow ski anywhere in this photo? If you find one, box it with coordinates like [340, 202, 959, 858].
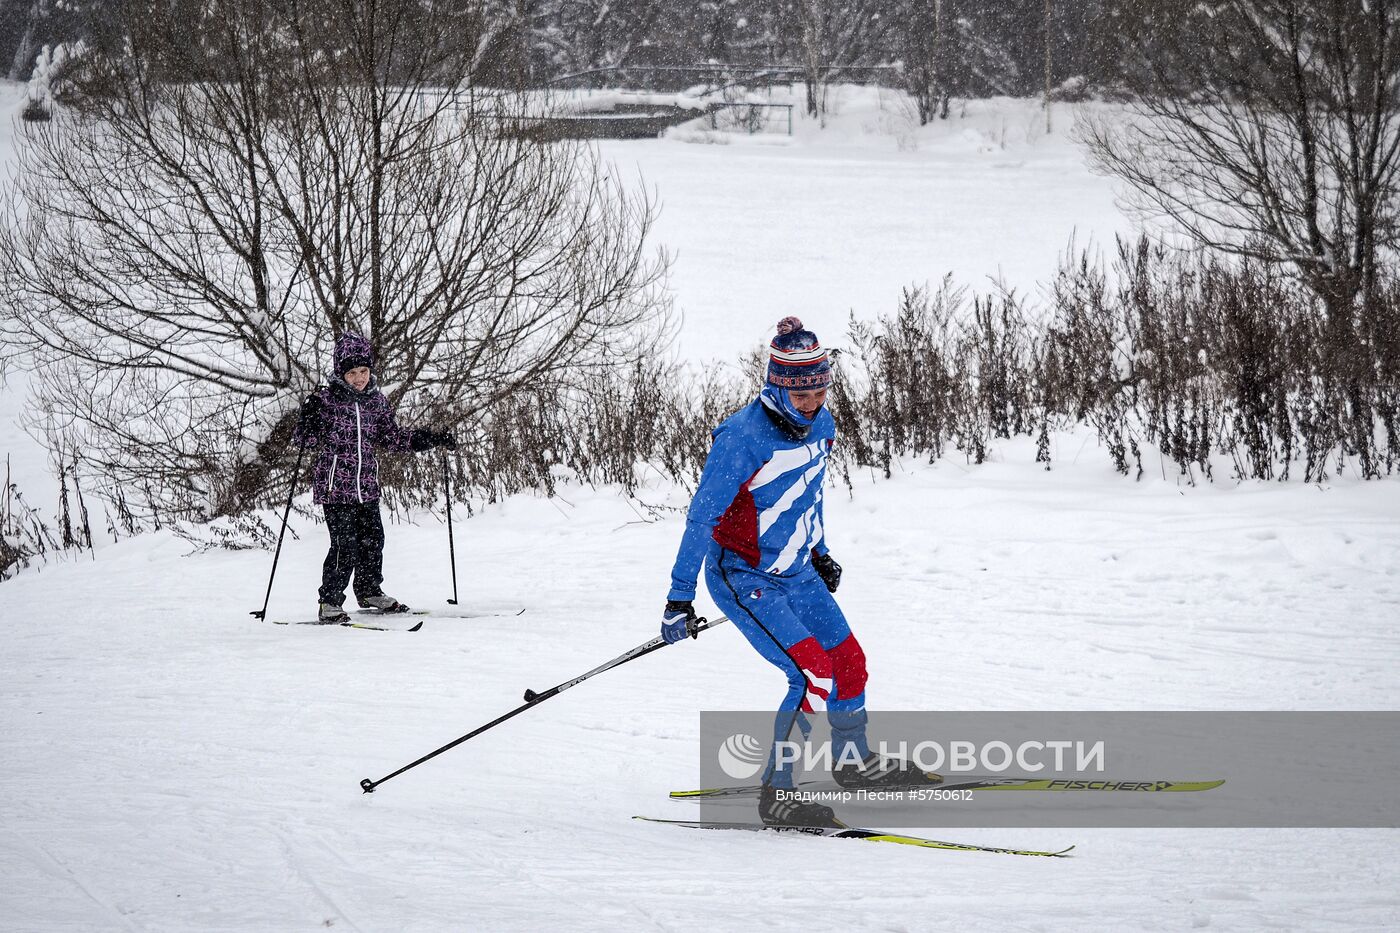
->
[634, 816, 1074, 857]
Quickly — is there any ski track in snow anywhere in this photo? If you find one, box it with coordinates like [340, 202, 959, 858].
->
[4, 436, 1400, 930]
[3, 827, 141, 932]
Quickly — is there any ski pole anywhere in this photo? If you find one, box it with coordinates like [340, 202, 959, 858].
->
[443, 450, 458, 605]
[359, 614, 728, 793]
[250, 443, 307, 621]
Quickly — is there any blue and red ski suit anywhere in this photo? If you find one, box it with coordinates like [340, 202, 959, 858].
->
[669, 393, 870, 787]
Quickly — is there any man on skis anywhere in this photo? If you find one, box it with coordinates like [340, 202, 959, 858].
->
[662, 317, 937, 828]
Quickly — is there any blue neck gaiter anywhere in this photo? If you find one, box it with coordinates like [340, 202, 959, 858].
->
[759, 385, 816, 438]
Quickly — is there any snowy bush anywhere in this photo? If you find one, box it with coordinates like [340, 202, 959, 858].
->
[833, 240, 1400, 485]
[1, 458, 60, 580]
[22, 41, 84, 122]
[823, 278, 1038, 480]
[1041, 240, 1400, 483]
[370, 238, 1399, 525]
[13, 229, 1389, 554]
[379, 359, 749, 515]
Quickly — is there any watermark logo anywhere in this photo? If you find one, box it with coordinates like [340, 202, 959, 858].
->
[698, 711, 1400, 829]
[717, 732, 767, 779]
[772, 739, 1107, 774]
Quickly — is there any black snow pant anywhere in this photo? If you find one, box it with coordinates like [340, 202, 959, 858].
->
[319, 501, 386, 605]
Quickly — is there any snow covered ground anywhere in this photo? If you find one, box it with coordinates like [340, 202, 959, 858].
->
[3, 86, 1400, 930]
[4, 443, 1399, 930]
[597, 87, 1132, 362]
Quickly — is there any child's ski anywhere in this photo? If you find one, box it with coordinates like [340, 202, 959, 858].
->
[270, 618, 423, 632]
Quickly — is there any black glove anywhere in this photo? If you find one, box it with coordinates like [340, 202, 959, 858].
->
[661, 600, 699, 643]
[812, 552, 842, 593]
[411, 429, 457, 452]
[296, 394, 325, 436]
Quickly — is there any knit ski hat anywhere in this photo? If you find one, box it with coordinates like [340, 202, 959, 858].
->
[766, 317, 832, 389]
[334, 332, 374, 375]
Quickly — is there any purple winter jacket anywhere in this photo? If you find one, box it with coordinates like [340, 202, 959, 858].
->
[292, 333, 422, 506]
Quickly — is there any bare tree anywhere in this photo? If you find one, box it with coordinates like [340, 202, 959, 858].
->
[0, 0, 672, 522]
[529, 0, 667, 80]
[890, 0, 1025, 123]
[1042, 0, 1051, 133]
[898, 0, 948, 124]
[789, 0, 896, 118]
[1080, 0, 1400, 336]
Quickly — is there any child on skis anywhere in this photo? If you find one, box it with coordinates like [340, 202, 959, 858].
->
[661, 317, 937, 827]
[292, 332, 455, 622]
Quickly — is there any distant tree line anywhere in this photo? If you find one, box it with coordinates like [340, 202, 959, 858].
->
[0, 1, 1241, 103]
[451, 0, 1170, 102]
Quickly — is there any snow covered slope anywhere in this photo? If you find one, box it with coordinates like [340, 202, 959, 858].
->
[3, 441, 1399, 930]
[2, 87, 1398, 930]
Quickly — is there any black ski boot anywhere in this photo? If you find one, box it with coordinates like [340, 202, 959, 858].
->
[834, 753, 943, 789]
[759, 785, 841, 828]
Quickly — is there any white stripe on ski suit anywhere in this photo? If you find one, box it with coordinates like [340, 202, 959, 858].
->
[354, 403, 364, 503]
[758, 454, 826, 538]
[748, 438, 827, 492]
[767, 505, 813, 574]
[761, 448, 829, 574]
[804, 484, 825, 553]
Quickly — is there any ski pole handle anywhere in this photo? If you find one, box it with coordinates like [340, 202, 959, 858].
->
[519, 615, 723, 702]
